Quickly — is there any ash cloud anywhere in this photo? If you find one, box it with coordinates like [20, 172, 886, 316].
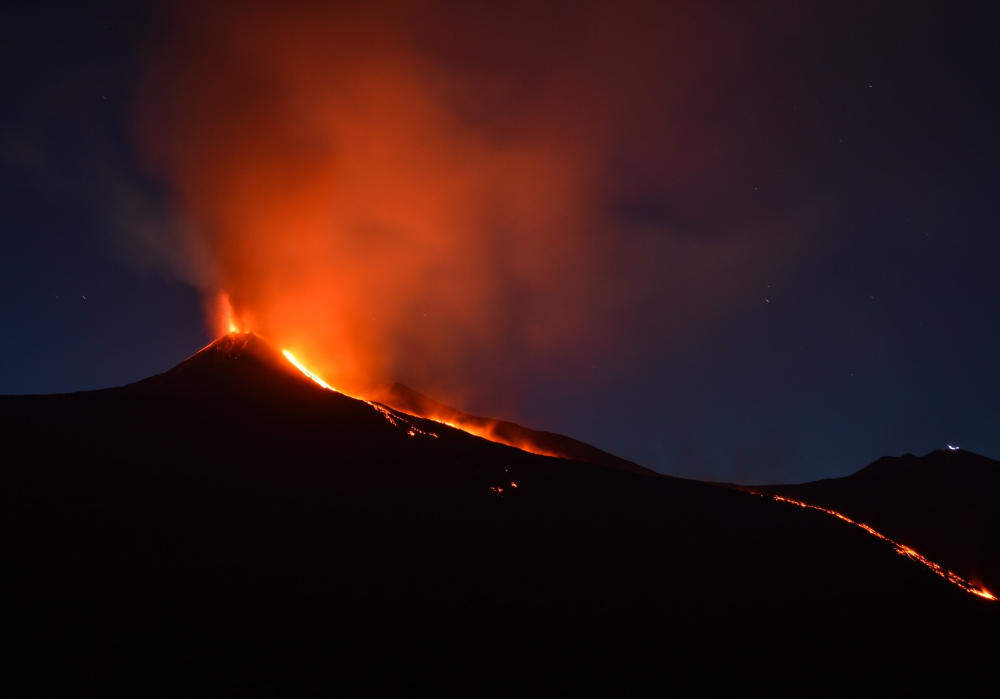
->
[136, 0, 813, 410]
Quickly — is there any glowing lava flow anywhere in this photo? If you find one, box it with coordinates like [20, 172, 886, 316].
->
[282, 349, 336, 391]
[753, 491, 996, 602]
[280, 347, 560, 457]
[281, 349, 438, 438]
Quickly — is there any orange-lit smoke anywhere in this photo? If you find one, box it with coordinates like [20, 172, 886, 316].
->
[137, 1, 611, 402]
[136, 1, 775, 409]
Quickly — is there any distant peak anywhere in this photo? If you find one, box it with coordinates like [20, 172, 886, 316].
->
[854, 448, 995, 480]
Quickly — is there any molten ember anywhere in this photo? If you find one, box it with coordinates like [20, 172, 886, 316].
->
[751, 491, 996, 602]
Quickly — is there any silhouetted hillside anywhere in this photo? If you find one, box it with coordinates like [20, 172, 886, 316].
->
[761, 449, 1000, 595]
[1, 335, 994, 694]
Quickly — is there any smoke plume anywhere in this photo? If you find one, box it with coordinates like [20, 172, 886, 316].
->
[137, 0, 793, 409]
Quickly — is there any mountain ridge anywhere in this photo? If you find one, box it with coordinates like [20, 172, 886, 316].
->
[1, 335, 996, 693]
[760, 448, 1000, 595]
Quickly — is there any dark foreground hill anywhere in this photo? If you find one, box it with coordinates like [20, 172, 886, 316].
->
[1, 334, 995, 694]
[760, 449, 1000, 598]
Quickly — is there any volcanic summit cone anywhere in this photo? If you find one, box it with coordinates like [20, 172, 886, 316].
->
[130, 331, 304, 394]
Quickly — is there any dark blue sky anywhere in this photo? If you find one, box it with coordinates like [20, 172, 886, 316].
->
[2, 1, 998, 483]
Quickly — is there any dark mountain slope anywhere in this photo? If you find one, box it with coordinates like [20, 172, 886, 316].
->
[1, 335, 994, 694]
[761, 449, 1000, 595]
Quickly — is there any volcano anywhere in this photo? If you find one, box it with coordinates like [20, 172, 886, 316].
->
[2, 333, 996, 693]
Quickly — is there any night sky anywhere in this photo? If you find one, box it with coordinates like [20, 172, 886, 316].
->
[2, 0, 998, 484]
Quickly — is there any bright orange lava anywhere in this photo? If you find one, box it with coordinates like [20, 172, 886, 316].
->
[282, 349, 336, 391]
[756, 491, 996, 602]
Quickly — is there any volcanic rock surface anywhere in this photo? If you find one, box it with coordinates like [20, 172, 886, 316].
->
[2, 333, 995, 693]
